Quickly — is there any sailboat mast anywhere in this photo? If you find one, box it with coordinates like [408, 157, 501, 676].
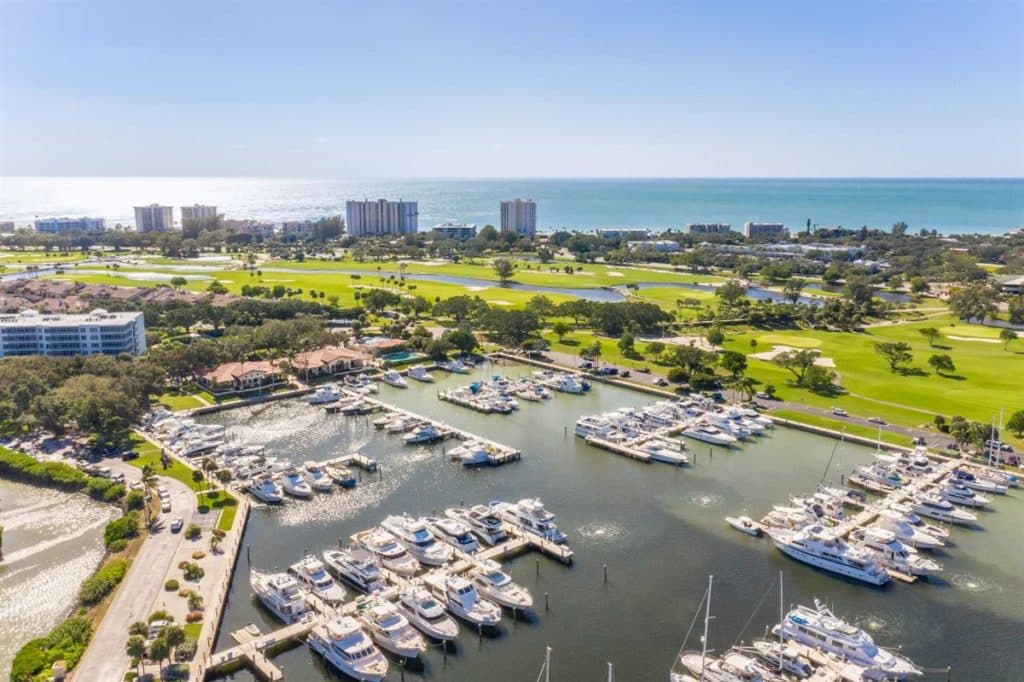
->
[607, 661, 614, 682]
[545, 647, 551, 682]
[777, 570, 784, 673]
[700, 574, 713, 681]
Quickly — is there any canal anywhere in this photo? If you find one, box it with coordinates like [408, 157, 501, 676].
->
[206, 361, 1024, 680]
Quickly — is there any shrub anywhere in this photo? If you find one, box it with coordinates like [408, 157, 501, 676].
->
[175, 639, 197, 661]
[124, 490, 147, 511]
[107, 538, 128, 553]
[183, 562, 205, 581]
[667, 366, 688, 383]
[78, 559, 128, 606]
[184, 524, 201, 540]
[185, 611, 204, 623]
[191, 551, 205, 560]
[104, 512, 139, 549]
[11, 616, 92, 682]
[211, 528, 226, 539]
[148, 609, 173, 623]
[164, 579, 179, 591]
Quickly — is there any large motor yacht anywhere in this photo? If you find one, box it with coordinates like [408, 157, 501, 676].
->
[492, 498, 568, 544]
[940, 480, 991, 508]
[468, 559, 533, 609]
[302, 461, 335, 492]
[911, 492, 977, 525]
[281, 466, 313, 498]
[381, 515, 453, 565]
[288, 555, 347, 604]
[381, 371, 408, 388]
[396, 586, 459, 641]
[438, 575, 502, 628]
[248, 474, 283, 504]
[250, 570, 311, 624]
[872, 510, 944, 550]
[849, 528, 943, 577]
[426, 516, 481, 554]
[680, 423, 738, 446]
[951, 468, 1007, 495]
[773, 600, 922, 679]
[307, 615, 388, 682]
[357, 600, 427, 658]
[407, 365, 435, 382]
[767, 525, 891, 586]
[323, 546, 385, 594]
[353, 528, 421, 576]
[446, 505, 508, 546]
[308, 384, 342, 405]
[403, 423, 442, 444]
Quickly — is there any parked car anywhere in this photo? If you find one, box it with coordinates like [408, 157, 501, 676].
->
[912, 436, 927, 446]
[654, 378, 669, 387]
[579, 361, 594, 369]
[867, 416, 886, 425]
[170, 517, 184, 533]
[755, 391, 772, 400]
[161, 500, 172, 513]
[620, 370, 631, 378]
[129, 481, 144, 492]
[831, 407, 848, 417]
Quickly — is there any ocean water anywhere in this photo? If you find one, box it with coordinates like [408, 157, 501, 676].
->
[1, 177, 1021, 234]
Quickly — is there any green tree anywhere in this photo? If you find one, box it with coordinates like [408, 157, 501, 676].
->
[706, 327, 725, 346]
[842, 276, 874, 306]
[803, 365, 838, 393]
[772, 349, 819, 386]
[148, 637, 169, 675]
[718, 350, 747, 379]
[918, 327, 940, 347]
[948, 283, 997, 322]
[492, 258, 516, 283]
[617, 332, 635, 357]
[1007, 410, 1024, 438]
[909, 276, 929, 295]
[551, 320, 571, 341]
[874, 341, 913, 372]
[126, 635, 147, 678]
[169, 276, 188, 290]
[928, 353, 956, 375]
[129, 621, 149, 638]
[714, 279, 747, 305]
[782, 278, 806, 304]
[1008, 296, 1024, 325]
[441, 329, 478, 355]
[164, 624, 185, 659]
[206, 280, 229, 295]
[999, 328, 1017, 350]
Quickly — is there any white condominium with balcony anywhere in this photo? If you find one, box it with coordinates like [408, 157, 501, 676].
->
[0, 309, 147, 357]
[500, 198, 536, 236]
[345, 199, 418, 237]
[180, 204, 218, 222]
[34, 217, 106, 234]
[134, 204, 175, 232]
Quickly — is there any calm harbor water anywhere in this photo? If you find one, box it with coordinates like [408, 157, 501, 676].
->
[205, 363, 1024, 681]
[0, 480, 117, 678]
[2, 177, 1022, 234]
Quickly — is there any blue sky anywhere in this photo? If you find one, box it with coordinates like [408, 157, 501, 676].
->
[1, 0, 1021, 177]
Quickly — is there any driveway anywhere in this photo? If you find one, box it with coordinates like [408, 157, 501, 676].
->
[72, 461, 195, 682]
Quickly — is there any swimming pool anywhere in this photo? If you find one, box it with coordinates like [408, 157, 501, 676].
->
[380, 350, 427, 365]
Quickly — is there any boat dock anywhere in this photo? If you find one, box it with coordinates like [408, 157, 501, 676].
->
[205, 514, 571, 680]
[584, 435, 652, 462]
[320, 452, 379, 473]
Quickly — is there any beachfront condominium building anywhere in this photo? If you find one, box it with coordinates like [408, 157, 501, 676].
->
[627, 240, 680, 253]
[0, 309, 146, 357]
[686, 223, 733, 234]
[33, 217, 106, 234]
[134, 204, 174, 232]
[744, 222, 788, 240]
[431, 222, 478, 240]
[500, 198, 536, 237]
[281, 220, 314, 236]
[180, 204, 218, 222]
[596, 228, 649, 241]
[345, 199, 418, 237]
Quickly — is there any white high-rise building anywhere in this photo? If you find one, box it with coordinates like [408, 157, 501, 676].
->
[500, 198, 536, 237]
[34, 217, 106, 234]
[345, 199, 418, 237]
[0, 309, 146, 357]
[180, 204, 218, 222]
[134, 204, 174, 232]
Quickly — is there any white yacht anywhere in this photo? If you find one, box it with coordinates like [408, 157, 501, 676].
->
[750, 640, 815, 679]
[308, 384, 342, 405]
[386, 415, 417, 433]
[448, 440, 490, 466]
[439, 359, 471, 374]
[703, 412, 752, 440]
[250, 570, 311, 624]
[768, 525, 891, 586]
[854, 463, 906, 489]
[575, 415, 612, 439]
[288, 555, 347, 604]
[381, 371, 408, 388]
[888, 502, 951, 542]
[357, 600, 427, 658]
[493, 498, 568, 544]
[548, 374, 586, 394]
[325, 463, 357, 488]
[381, 515, 453, 566]
[426, 516, 481, 554]
[281, 467, 313, 498]
[875, 450, 933, 475]
[248, 474, 283, 504]
[407, 365, 435, 383]
[438, 575, 502, 627]
[353, 528, 421, 577]
[910, 492, 977, 525]
[681, 423, 738, 446]
[302, 461, 335, 492]
[849, 528, 943, 577]
[446, 505, 508, 546]
[774, 600, 922, 679]
[397, 586, 459, 641]
[403, 423, 442, 444]
[640, 438, 690, 465]
[940, 480, 991, 508]
[676, 649, 770, 682]
[307, 615, 388, 682]
[872, 510, 943, 550]
[323, 546, 385, 594]
[951, 468, 1007, 494]
[469, 559, 533, 609]
[761, 506, 818, 531]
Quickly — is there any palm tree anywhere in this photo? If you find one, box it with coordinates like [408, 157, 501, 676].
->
[209, 533, 222, 554]
[148, 637, 169, 679]
[126, 635, 147, 679]
[200, 456, 216, 498]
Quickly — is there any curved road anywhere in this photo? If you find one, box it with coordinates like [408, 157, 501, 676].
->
[72, 460, 195, 682]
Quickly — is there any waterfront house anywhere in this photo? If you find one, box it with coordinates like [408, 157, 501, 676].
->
[200, 360, 285, 395]
[290, 345, 372, 378]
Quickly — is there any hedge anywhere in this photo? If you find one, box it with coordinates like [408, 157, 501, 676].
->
[103, 512, 139, 549]
[11, 617, 92, 682]
[0, 448, 124, 503]
[78, 558, 128, 606]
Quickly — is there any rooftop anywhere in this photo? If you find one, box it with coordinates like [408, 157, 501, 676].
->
[0, 308, 143, 327]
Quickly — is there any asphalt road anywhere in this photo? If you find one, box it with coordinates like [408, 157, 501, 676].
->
[72, 460, 195, 682]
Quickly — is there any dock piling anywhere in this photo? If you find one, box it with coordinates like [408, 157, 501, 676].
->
[603, 564, 608, 584]
[545, 592, 549, 611]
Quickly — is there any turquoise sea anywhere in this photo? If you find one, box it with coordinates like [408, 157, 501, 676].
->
[1, 177, 1021, 234]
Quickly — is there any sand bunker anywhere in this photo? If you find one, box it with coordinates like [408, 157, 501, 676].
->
[947, 335, 1004, 344]
[750, 345, 835, 367]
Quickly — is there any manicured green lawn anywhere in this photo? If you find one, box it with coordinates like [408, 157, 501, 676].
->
[205, 491, 240, 532]
[125, 436, 205, 492]
[0, 250, 93, 264]
[155, 391, 206, 411]
[769, 409, 913, 447]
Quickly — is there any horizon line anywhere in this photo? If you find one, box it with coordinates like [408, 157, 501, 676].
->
[3, 175, 1023, 182]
